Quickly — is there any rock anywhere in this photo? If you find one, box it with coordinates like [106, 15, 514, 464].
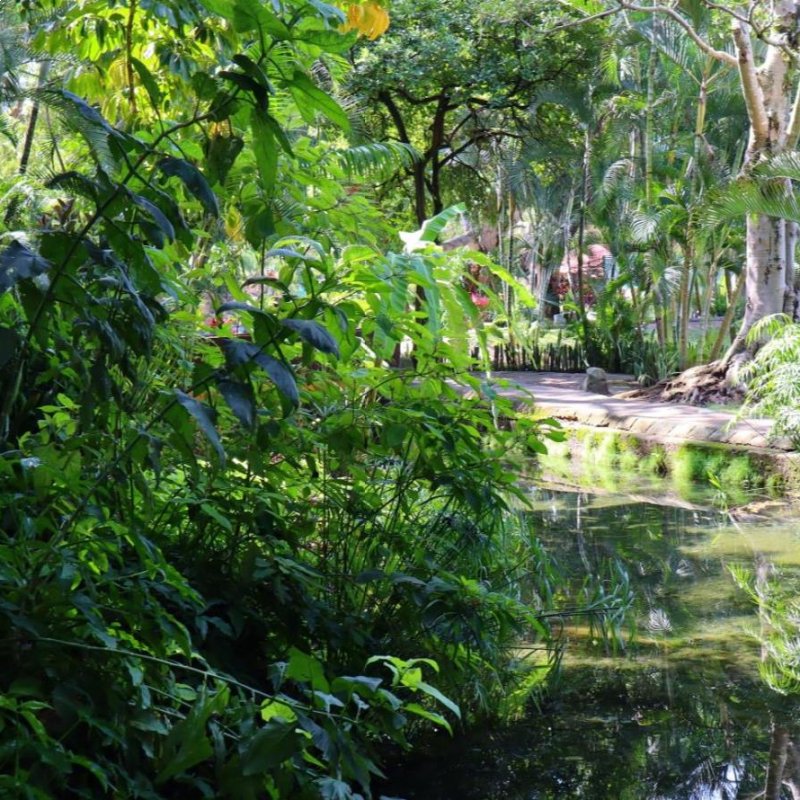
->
[583, 367, 610, 395]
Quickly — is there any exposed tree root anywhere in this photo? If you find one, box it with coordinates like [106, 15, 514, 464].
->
[617, 359, 745, 406]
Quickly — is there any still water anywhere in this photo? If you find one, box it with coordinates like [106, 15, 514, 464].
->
[389, 488, 800, 799]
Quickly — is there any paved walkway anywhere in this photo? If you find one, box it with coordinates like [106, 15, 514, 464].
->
[488, 372, 793, 452]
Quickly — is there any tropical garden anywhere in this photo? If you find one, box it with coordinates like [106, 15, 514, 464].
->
[3, 0, 800, 797]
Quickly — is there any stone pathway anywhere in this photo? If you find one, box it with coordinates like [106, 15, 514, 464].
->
[488, 371, 793, 452]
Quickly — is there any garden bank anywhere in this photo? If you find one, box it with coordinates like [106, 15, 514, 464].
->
[486, 371, 800, 500]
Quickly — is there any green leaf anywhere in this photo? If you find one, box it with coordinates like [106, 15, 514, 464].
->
[157, 730, 213, 783]
[260, 699, 297, 723]
[281, 319, 339, 357]
[130, 57, 162, 107]
[174, 389, 226, 466]
[0, 241, 51, 292]
[334, 142, 419, 180]
[220, 70, 268, 108]
[131, 194, 175, 243]
[199, 0, 290, 37]
[483, 259, 536, 308]
[415, 681, 461, 718]
[158, 157, 219, 217]
[554, 0, 605, 15]
[404, 703, 452, 734]
[240, 721, 302, 775]
[57, 90, 116, 134]
[265, 247, 312, 261]
[221, 339, 299, 407]
[217, 300, 275, 319]
[286, 70, 350, 131]
[217, 378, 256, 428]
[526, 435, 548, 455]
[285, 648, 329, 691]
[205, 134, 244, 186]
[232, 54, 272, 91]
[298, 28, 356, 53]
[251, 108, 278, 194]
[399, 204, 466, 252]
[331, 675, 383, 694]
[156, 691, 228, 785]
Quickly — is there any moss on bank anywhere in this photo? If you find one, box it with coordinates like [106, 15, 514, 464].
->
[534, 425, 788, 503]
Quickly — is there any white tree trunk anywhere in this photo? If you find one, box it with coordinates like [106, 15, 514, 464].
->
[743, 214, 787, 326]
[727, 2, 799, 356]
[783, 220, 798, 317]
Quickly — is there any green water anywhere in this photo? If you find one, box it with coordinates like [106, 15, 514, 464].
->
[386, 488, 800, 799]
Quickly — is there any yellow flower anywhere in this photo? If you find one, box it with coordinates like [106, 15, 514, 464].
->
[339, 2, 390, 39]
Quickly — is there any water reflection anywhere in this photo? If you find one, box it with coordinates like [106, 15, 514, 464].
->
[384, 489, 800, 799]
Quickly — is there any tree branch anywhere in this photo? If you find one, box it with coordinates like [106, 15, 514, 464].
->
[378, 90, 413, 147]
[787, 83, 800, 149]
[548, 5, 623, 32]
[394, 88, 448, 106]
[732, 20, 769, 148]
[439, 130, 523, 168]
[619, 1, 738, 65]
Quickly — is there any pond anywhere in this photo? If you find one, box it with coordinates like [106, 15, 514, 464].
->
[383, 487, 800, 799]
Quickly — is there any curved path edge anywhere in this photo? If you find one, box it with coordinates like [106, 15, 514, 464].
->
[485, 371, 794, 453]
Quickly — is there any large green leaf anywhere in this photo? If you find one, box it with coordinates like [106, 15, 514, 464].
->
[158, 157, 219, 217]
[232, 54, 272, 92]
[285, 648, 329, 691]
[240, 720, 302, 775]
[130, 56, 162, 107]
[399, 204, 466, 252]
[221, 339, 299, 407]
[220, 70, 268, 108]
[205, 133, 244, 186]
[297, 28, 356, 53]
[286, 70, 350, 131]
[281, 319, 340, 357]
[198, 0, 290, 37]
[217, 378, 256, 429]
[251, 108, 279, 194]
[174, 389, 226, 466]
[131, 194, 175, 243]
[0, 241, 51, 293]
[156, 688, 229, 783]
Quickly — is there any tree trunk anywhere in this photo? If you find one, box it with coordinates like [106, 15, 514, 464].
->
[766, 725, 790, 800]
[678, 243, 692, 369]
[726, 4, 799, 359]
[783, 219, 799, 318]
[576, 128, 590, 348]
[727, 214, 788, 355]
[709, 268, 745, 362]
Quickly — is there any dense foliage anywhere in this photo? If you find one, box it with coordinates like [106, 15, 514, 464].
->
[0, 0, 632, 797]
[10, 0, 800, 794]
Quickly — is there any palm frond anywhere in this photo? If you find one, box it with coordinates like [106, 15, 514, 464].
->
[629, 209, 661, 244]
[746, 313, 793, 345]
[331, 141, 419, 180]
[704, 179, 800, 228]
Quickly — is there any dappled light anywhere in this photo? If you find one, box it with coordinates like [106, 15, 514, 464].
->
[2, 0, 800, 797]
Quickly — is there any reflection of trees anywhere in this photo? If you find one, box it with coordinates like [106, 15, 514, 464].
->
[527, 492, 800, 800]
[386, 492, 800, 800]
[733, 559, 800, 800]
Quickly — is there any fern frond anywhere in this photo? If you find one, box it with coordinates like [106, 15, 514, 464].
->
[330, 141, 419, 181]
[746, 313, 793, 345]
